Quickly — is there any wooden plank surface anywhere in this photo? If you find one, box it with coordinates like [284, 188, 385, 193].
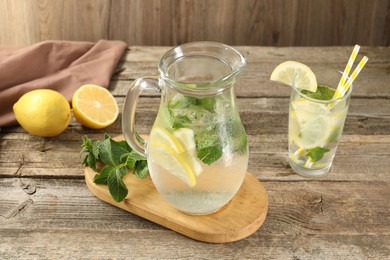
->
[1, 46, 390, 259]
[112, 46, 390, 98]
[0, 0, 389, 46]
[1, 97, 389, 181]
[0, 178, 389, 259]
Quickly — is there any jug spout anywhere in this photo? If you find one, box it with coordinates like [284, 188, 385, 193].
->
[158, 41, 247, 96]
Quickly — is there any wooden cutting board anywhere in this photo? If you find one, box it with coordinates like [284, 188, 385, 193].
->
[85, 166, 268, 243]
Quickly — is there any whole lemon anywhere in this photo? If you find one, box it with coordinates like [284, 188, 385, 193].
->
[13, 89, 71, 137]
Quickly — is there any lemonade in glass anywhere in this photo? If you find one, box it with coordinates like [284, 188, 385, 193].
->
[288, 82, 351, 177]
[271, 62, 353, 177]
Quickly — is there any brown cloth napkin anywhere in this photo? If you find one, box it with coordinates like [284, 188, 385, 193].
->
[0, 40, 128, 127]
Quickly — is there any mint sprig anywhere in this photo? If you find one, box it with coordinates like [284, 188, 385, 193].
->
[168, 95, 224, 165]
[165, 94, 248, 166]
[306, 147, 330, 162]
[81, 134, 148, 202]
[301, 85, 336, 100]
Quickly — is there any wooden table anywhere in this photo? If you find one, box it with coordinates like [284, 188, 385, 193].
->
[1, 46, 389, 259]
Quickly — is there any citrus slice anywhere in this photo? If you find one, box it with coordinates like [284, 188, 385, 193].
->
[290, 99, 332, 149]
[173, 128, 203, 176]
[288, 109, 302, 147]
[270, 61, 318, 92]
[291, 99, 330, 127]
[72, 84, 118, 129]
[149, 127, 203, 186]
[149, 127, 185, 153]
[173, 128, 196, 150]
[300, 116, 332, 149]
[149, 143, 196, 187]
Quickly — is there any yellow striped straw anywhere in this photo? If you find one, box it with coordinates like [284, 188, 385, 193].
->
[334, 45, 360, 98]
[337, 56, 369, 98]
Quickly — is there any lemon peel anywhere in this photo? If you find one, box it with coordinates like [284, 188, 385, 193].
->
[13, 89, 71, 137]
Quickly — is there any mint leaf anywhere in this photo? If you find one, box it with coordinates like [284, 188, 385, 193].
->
[134, 160, 148, 179]
[234, 133, 248, 154]
[196, 133, 219, 149]
[99, 138, 117, 165]
[86, 153, 97, 171]
[222, 118, 248, 154]
[99, 138, 132, 165]
[197, 146, 223, 165]
[306, 147, 330, 162]
[301, 85, 336, 100]
[117, 139, 132, 151]
[112, 140, 133, 164]
[80, 134, 149, 202]
[92, 140, 102, 159]
[81, 136, 97, 171]
[172, 115, 191, 129]
[81, 135, 93, 153]
[195, 97, 216, 111]
[125, 151, 146, 169]
[93, 165, 112, 184]
[108, 166, 129, 202]
[168, 94, 194, 109]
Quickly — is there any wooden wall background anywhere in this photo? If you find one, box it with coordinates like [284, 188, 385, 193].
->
[0, 0, 389, 46]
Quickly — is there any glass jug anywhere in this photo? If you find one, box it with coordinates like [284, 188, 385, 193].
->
[122, 42, 248, 215]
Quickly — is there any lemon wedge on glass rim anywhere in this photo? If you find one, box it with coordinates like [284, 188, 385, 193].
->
[270, 61, 318, 92]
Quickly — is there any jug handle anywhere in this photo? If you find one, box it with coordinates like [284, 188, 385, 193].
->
[122, 77, 160, 156]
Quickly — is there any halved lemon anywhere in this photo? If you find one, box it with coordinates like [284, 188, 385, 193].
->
[72, 84, 118, 129]
[270, 61, 318, 92]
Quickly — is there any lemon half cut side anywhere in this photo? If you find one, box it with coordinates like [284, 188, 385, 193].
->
[72, 84, 119, 129]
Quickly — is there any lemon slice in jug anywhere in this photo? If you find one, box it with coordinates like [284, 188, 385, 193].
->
[148, 127, 202, 187]
[149, 143, 197, 187]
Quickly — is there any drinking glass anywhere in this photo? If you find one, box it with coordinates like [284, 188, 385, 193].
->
[288, 69, 352, 177]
